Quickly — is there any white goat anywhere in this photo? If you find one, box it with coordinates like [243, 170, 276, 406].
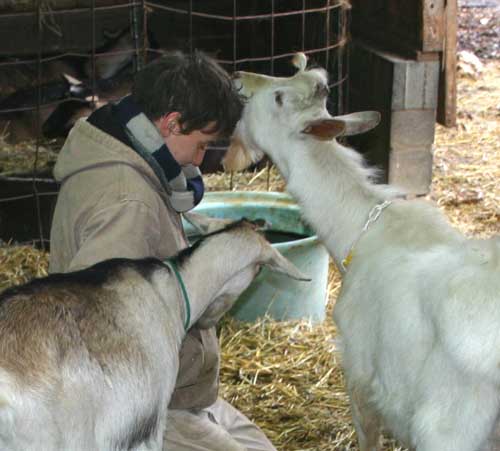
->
[224, 53, 500, 451]
[0, 217, 308, 451]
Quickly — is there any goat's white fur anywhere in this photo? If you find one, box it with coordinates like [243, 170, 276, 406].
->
[0, 220, 307, 451]
[225, 52, 500, 451]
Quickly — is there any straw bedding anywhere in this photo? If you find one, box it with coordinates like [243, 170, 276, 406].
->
[0, 62, 498, 450]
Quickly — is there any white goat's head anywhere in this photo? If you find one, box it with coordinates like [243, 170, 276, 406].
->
[223, 52, 381, 171]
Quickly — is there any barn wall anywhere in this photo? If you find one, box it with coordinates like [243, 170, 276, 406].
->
[350, 0, 446, 57]
[349, 0, 453, 195]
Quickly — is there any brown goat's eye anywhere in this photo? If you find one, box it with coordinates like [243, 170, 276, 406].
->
[274, 91, 283, 106]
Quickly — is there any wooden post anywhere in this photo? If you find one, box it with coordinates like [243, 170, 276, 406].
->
[421, 0, 446, 51]
[437, 0, 457, 127]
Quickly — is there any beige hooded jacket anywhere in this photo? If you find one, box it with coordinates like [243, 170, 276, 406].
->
[49, 118, 219, 409]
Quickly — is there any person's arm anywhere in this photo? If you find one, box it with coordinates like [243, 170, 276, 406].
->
[68, 199, 161, 271]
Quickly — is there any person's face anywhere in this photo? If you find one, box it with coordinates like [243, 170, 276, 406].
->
[155, 113, 218, 167]
[169, 127, 218, 167]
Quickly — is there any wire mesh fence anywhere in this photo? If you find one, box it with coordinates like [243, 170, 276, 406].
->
[0, 0, 350, 247]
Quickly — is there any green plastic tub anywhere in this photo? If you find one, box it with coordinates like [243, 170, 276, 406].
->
[183, 191, 329, 323]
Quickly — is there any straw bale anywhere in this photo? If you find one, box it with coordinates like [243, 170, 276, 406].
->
[0, 244, 48, 291]
[0, 138, 59, 176]
[0, 61, 498, 451]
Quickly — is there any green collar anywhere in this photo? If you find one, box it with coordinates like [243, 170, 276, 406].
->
[165, 259, 191, 331]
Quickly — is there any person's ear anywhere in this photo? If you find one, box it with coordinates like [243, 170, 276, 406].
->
[157, 112, 181, 137]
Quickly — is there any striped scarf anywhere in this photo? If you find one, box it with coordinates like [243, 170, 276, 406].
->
[114, 95, 204, 212]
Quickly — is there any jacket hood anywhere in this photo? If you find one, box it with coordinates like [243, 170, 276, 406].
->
[53, 117, 161, 191]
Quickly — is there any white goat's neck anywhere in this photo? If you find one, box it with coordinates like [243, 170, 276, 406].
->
[274, 139, 398, 268]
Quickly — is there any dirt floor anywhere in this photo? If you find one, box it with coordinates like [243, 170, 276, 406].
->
[0, 5, 499, 450]
[458, 0, 500, 59]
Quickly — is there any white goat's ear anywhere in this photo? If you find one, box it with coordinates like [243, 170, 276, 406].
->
[333, 111, 381, 136]
[223, 136, 264, 172]
[232, 71, 276, 98]
[302, 119, 345, 140]
[262, 246, 311, 281]
[183, 212, 233, 235]
[291, 52, 308, 72]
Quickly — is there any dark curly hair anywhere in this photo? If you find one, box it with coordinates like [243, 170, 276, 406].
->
[132, 50, 244, 138]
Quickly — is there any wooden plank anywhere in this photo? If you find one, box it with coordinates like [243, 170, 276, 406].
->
[0, 0, 125, 13]
[421, 0, 446, 51]
[0, 5, 130, 56]
[437, 0, 457, 127]
[415, 51, 441, 62]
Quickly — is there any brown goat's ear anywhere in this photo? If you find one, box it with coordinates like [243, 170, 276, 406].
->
[223, 137, 262, 172]
[302, 119, 345, 140]
[261, 245, 311, 281]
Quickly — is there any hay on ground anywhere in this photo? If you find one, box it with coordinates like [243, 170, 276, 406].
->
[0, 61, 498, 451]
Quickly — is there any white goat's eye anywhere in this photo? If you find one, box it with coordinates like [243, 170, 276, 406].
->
[315, 83, 329, 98]
[274, 91, 283, 106]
